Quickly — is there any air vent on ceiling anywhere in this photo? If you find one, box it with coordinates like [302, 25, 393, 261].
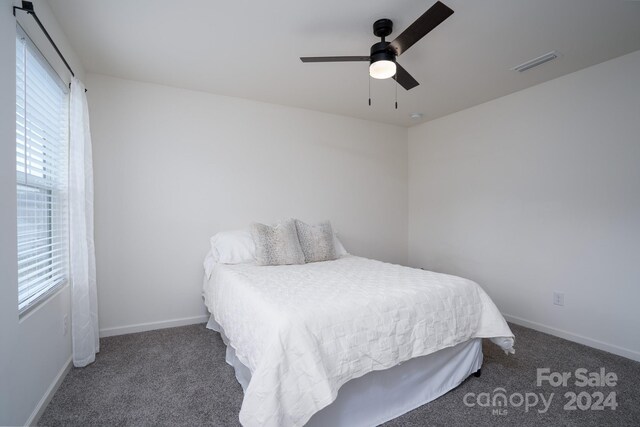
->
[511, 51, 559, 73]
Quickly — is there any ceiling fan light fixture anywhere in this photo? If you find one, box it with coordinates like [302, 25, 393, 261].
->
[369, 59, 397, 79]
[369, 46, 397, 79]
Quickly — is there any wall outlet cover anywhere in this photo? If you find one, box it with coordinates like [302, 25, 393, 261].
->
[553, 291, 565, 307]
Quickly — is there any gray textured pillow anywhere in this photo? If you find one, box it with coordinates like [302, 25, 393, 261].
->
[250, 219, 305, 266]
[294, 220, 337, 263]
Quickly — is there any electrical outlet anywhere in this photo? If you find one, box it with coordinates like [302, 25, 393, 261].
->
[553, 291, 565, 307]
[63, 314, 68, 335]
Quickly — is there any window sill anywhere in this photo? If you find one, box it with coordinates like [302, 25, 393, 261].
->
[19, 280, 69, 322]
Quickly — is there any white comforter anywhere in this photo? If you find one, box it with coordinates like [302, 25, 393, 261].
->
[203, 255, 514, 427]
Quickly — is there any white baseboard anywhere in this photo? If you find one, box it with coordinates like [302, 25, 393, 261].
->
[25, 356, 72, 426]
[503, 313, 640, 362]
[99, 314, 210, 338]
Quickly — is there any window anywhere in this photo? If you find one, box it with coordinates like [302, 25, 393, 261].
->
[16, 26, 69, 315]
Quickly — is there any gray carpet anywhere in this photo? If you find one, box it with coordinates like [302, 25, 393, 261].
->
[39, 323, 640, 427]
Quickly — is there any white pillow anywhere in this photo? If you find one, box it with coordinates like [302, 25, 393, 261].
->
[210, 229, 256, 264]
[333, 233, 348, 257]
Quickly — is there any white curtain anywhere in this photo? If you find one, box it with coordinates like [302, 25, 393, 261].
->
[69, 77, 99, 367]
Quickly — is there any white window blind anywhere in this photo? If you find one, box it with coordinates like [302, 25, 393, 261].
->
[16, 26, 69, 315]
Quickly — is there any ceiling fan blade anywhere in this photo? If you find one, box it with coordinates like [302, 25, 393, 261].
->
[389, 1, 454, 57]
[300, 56, 370, 63]
[394, 63, 419, 90]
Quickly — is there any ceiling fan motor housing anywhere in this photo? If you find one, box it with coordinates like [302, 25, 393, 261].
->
[370, 41, 396, 64]
[371, 19, 395, 64]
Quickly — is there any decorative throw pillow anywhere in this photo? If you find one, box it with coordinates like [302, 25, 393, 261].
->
[250, 219, 305, 266]
[294, 220, 337, 263]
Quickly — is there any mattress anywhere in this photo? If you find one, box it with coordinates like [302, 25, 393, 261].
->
[203, 255, 514, 427]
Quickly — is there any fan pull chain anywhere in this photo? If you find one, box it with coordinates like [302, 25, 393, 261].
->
[368, 76, 371, 106]
[395, 78, 398, 109]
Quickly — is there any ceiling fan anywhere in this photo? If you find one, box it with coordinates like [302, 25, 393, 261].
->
[300, 1, 454, 91]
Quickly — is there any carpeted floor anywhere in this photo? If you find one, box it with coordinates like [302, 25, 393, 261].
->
[39, 323, 640, 427]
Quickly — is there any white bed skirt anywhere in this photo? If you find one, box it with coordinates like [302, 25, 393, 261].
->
[206, 316, 483, 427]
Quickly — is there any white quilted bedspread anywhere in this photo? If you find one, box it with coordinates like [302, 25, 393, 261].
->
[203, 255, 514, 427]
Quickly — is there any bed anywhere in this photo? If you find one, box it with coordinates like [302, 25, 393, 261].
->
[202, 254, 514, 427]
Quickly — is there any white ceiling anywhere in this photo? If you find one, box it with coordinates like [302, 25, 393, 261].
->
[48, 0, 640, 127]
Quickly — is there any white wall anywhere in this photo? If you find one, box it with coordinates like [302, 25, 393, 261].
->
[408, 50, 640, 361]
[0, 1, 84, 425]
[85, 73, 408, 336]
